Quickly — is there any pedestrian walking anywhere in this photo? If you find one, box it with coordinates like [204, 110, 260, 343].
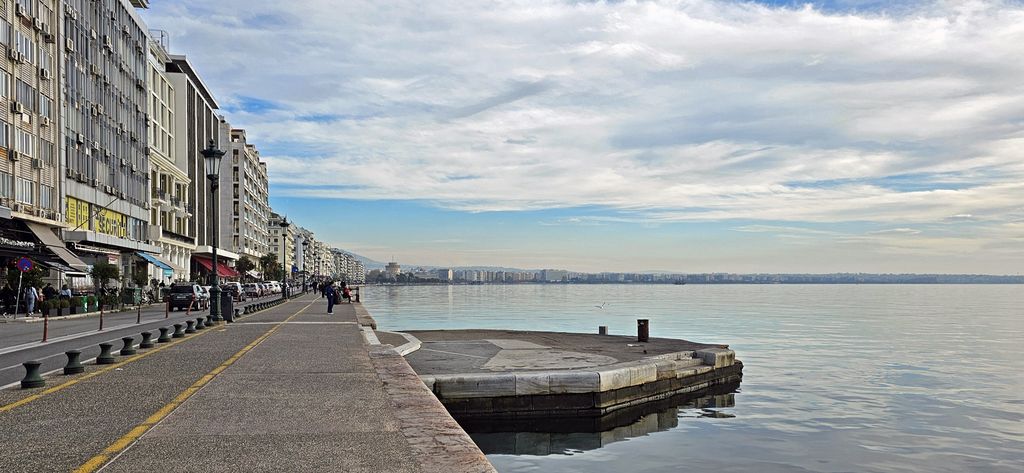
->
[25, 285, 39, 315]
[324, 281, 337, 314]
[43, 283, 57, 300]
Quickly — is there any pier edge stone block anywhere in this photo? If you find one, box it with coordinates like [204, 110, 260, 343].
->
[547, 371, 601, 394]
[434, 374, 517, 399]
[598, 364, 657, 391]
[695, 348, 735, 368]
[514, 372, 551, 395]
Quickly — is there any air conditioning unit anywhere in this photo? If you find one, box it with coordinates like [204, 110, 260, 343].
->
[91, 178, 99, 187]
[42, 33, 55, 44]
[39, 117, 50, 127]
[122, 24, 130, 35]
[95, 103, 103, 114]
[15, 4, 26, 17]
[16, 52, 25, 64]
[75, 172, 85, 182]
[12, 203, 25, 213]
[118, 191, 126, 199]
[9, 151, 20, 162]
[103, 185, 113, 194]
[76, 133, 85, 144]
[11, 102, 24, 114]
[7, 48, 19, 61]
[65, 168, 75, 178]
[40, 69, 51, 80]
[103, 36, 112, 50]
[31, 158, 42, 169]
[32, 18, 42, 31]
[91, 65, 100, 76]
[65, 38, 74, 53]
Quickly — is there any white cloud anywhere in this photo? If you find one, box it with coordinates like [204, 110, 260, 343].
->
[143, 0, 1024, 232]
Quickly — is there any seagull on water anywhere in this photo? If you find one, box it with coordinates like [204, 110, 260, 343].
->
[594, 302, 607, 309]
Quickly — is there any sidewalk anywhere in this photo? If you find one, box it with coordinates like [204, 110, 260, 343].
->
[102, 297, 495, 472]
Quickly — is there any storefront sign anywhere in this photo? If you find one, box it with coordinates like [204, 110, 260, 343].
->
[66, 197, 128, 238]
[0, 236, 35, 249]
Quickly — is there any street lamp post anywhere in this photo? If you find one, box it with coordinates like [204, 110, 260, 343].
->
[301, 240, 309, 293]
[202, 139, 225, 322]
[279, 217, 291, 300]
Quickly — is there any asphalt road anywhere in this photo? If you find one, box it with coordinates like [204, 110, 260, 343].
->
[0, 293, 291, 387]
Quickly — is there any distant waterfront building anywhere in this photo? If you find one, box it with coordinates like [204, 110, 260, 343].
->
[436, 268, 453, 281]
[385, 261, 401, 277]
[267, 212, 295, 275]
[541, 269, 569, 282]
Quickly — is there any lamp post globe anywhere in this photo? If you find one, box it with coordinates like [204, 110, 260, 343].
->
[201, 139, 226, 322]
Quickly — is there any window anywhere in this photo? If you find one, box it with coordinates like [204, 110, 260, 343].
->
[0, 21, 9, 47]
[39, 139, 54, 165]
[15, 129, 33, 156]
[16, 80, 35, 111]
[0, 70, 8, 98]
[15, 177, 33, 204]
[0, 120, 7, 149]
[40, 184, 53, 209]
[15, 31, 35, 64]
[0, 172, 12, 198]
[39, 94, 52, 118]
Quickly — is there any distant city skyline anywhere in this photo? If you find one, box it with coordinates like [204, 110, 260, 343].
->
[140, 1, 1024, 274]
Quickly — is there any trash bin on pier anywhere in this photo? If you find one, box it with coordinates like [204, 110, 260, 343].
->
[221, 291, 235, 323]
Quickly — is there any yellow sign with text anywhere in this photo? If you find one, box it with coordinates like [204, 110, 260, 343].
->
[65, 197, 128, 238]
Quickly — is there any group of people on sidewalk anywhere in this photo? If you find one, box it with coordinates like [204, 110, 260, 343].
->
[319, 281, 352, 314]
[1, 283, 73, 316]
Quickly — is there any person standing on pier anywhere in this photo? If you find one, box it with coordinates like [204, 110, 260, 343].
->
[324, 281, 337, 314]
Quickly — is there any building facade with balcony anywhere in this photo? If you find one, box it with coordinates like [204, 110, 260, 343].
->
[268, 211, 295, 277]
[60, 0, 161, 284]
[219, 126, 269, 261]
[145, 33, 191, 282]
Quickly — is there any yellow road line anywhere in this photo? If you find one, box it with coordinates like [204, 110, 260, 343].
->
[0, 297, 301, 415]
[74, 300, 314, 473]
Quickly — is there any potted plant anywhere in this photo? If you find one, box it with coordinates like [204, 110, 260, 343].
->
[69, 297, 82, 314]
[39, 300, 51, 316]
[85, 295, 97, 312]
[59, 299, 71, 314]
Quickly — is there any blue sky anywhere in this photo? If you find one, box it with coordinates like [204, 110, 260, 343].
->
[141, 1, 1024, 273]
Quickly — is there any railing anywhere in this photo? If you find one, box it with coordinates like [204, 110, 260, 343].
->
[162, 229, 194, 245]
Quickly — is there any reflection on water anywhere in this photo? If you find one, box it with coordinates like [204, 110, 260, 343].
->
[363, 284, 1024, 473]
[466, 383, 739, 456]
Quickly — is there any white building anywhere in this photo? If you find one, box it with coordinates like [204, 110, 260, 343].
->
[220, 127, 270, 261]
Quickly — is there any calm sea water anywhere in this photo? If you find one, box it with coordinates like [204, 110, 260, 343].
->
[361, 284, 1024, 473]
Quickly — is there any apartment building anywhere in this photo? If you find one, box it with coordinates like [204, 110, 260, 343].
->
[268, 211, 295, 276]
[60, 0, 160, 280]
[220, 126, 269, 260]
[0, 0, 88, 280]
[331, 249, 365, 284]
[144, 31, 191, 281]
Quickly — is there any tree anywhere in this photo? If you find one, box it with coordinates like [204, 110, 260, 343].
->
[258, 254, 282, 281]
[90, 262, 120, 290]
[6, 265, 45, 290]
[236, 256, 255, 281]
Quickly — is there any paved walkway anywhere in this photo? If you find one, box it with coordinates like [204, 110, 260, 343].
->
[0, 294, 494, 472]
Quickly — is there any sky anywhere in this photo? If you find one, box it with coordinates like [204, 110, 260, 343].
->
[140, 1, 1024, 274]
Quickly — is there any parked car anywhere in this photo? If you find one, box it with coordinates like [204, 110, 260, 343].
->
[258, 283, 269, 296]
[199, 286, 212, 306]
[168, 284, 205, 311]
[221, 282, 246, 302]
[243, 283, 262, 298]
[263, 281, 281, 294]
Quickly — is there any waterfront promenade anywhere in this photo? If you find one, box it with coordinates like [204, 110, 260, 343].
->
[0, 293, 494, 472]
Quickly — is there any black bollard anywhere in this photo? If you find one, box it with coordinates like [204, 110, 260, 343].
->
[637, 319, 650, 343]
[120, 337, 137, 356]
[173, 323, 186, 337]
[185, 320, 196, 333]
[96, 343, 116, 364]
[599, 326, 608, 335]
[21, 361, 45, 389]
[205, 315, 214, 327]
[64, 350, 85, 375]
[139, 331, 154, 349]
[157, 327, 171, 343]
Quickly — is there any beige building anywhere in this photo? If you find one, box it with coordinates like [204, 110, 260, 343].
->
[268, 212, 295, 277]
[220, 126, 269, 261]
[145, 32, 192, 282]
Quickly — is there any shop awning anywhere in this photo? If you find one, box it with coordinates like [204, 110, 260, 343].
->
[25, 222, 89, 273]
[137, 252, 174, 277]
[194, 256, 240, 278]
[246, 269, 261, 278]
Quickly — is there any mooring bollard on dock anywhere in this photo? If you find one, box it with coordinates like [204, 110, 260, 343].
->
[185, 320, 196, 334]
[599, 326, 608, 335]
[96, 343, 116, 364]
[139, 331, 154, 349]
[21, 361, 45, 389]
[120, 337, 137, 356]
[64, 350, 85, 375]
[637, 319, 650, 342]
[195, 317, 205, 330]
[157, 327, 172, 343]
[206, 315, 214, 327]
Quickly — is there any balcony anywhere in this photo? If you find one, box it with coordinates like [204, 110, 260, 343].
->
[151, 188, 169, 204]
